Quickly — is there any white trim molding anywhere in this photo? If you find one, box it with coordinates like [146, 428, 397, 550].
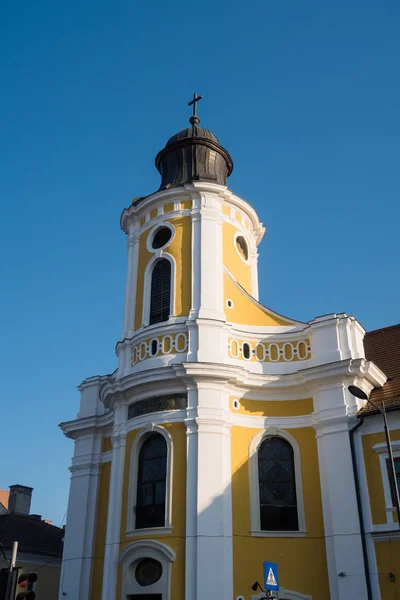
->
[126, 423, 173, 535]
[141, 253, 176, 326]
[119, 539, 176, 600]
[372, 441, 400, 526]
[249, 426, 306, 536]
[146, 221, 176, 253]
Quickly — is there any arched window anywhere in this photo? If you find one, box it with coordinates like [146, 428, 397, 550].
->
[136, 434, 167, 529]
[149, 259, 171, 325]
[258, 436, 298, 531]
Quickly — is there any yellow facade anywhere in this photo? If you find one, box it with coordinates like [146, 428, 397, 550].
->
[374, 539, 400, 599]
[224, 272, 294, 327]
[223, 221, 252, 293]
[134, 216, 192, 330]
[114, 423, 187, 600]
[362, 429, 400, 526]
[91, 461, 111, 600]
[231, 397, 314, 417]
[231, 425, 330, 599]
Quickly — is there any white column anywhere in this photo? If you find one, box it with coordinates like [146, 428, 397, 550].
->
[315, 397, 368, 599]
[189, 206, 201, 321]
[121, 224, 140, 340]
[101, 405, 128, 600]
[250, 245, 259, 300]
[185, 383, 233, 600]
[58, 435, 102, 600]
[197, 194, 224, 321]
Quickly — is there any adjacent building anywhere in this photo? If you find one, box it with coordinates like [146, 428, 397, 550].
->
[0, 485, 64, 599]
[59, 105, 400, 600]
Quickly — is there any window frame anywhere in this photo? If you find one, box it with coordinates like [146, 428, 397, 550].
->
[142, 254, 176, 327]
[126, 425, 173, 537]
[249, 427, 306, 537]
[372, 440, 400, 527]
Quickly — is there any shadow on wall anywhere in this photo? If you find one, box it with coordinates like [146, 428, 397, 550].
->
[218, 425, 329, 600]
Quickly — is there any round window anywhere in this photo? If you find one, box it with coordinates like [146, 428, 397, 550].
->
[235, 235, 248, 261]
[152, 226, 172, 249]
[135, 558, 163, 587]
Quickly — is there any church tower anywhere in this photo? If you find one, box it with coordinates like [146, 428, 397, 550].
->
[59, 97, 386, 600]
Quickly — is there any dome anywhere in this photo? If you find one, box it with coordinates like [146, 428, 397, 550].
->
[167, 126, 219, 146]
[155, 111, 233, 190]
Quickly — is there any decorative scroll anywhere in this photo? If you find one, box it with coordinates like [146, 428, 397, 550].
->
[228, 338, 311, 363]
[128, 393, 187, 419]
[131, 331, 188, 366]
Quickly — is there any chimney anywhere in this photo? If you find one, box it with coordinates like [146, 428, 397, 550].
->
[8, 485, 33, 515]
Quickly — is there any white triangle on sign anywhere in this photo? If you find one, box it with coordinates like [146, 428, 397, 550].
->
[267, 567, 277, 586]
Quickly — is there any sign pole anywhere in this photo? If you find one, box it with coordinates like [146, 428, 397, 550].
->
[5, 541, 18, 600]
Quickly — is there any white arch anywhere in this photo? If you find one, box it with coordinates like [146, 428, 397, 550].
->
[141, 252, 176, 326]
[120, 539, 176, 600]
[249, 426, 306, 535]
[126, 423, 173, 535]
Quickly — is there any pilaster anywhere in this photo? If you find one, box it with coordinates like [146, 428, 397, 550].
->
[121, 223, 140, 340]
[314, 385, 368, 599]
[101, 404, 128, 600]
[185, 383, 233, 600]
[58, 434, 102, 600]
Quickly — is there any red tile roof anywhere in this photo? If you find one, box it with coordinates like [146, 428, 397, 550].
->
[361, 323, 400, 414]
[0, 490, 9, 510]
[0, 514, 63, 558]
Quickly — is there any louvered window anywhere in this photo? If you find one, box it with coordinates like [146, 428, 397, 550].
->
[136, 434, 167, 529]
[149, 259, 171, 325]
[258, 436, 298, 531]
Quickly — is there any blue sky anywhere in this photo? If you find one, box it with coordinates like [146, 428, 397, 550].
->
[1, 0, 399, 525]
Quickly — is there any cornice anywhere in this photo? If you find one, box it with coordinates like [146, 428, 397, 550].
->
[59, 411, 113, 439]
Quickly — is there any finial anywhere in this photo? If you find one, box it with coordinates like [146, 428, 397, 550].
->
[188, 93, 203, 129]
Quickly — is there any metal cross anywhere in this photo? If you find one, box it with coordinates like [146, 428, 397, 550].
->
[188, 93, 203, 117]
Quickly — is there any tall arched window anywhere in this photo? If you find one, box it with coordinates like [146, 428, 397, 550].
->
[258, 436, 298, 531]
[136, 434, 167, 529]
[149, 259, 171, 325]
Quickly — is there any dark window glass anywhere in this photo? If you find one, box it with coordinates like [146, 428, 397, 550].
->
[136, 434, 167, 529]
[386, 457, 400, 505]
[152, 227, 172, 249]
[236, 235, 248, 261]
[150, 259, 171, 325]
[135, 558, 163, 587]
[243, 343, 250, 359]
[151, 339, 158, 356]
[258, 436, 298, 531]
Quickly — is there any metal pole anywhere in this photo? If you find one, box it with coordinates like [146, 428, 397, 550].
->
[382, 404, 400, 526]
[5, 541, 18, 600]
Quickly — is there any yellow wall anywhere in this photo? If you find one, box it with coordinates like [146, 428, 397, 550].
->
[224, 273, 293, 327]
[362, 429, 400, 525]
[116, 422, 187, 600]
[231, 397, 313, 417]
[134, 216, 192, 330]
[375, 539, 400, 599]
[90, 462, 111, 600]
[231, 425, 330, 600]
[223, 221, 252, 293]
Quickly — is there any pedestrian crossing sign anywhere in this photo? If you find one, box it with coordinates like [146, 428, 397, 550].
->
[263, 561, 279, 592]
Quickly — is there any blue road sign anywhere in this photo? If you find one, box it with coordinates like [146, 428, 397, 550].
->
[263, 561, 279, 592]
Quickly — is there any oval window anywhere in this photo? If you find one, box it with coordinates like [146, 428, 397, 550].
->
[243, 342, 251, 359]
[135, 558, 163, 587]
[236, 235, 248, 261]
[152, 226, 172, 249]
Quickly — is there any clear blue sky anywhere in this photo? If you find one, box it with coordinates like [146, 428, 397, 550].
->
[1, 0, 399, 525]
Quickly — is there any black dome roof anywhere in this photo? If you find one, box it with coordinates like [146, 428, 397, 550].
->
[155, 116, 233, 190]
[167, 126, 219, 146]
